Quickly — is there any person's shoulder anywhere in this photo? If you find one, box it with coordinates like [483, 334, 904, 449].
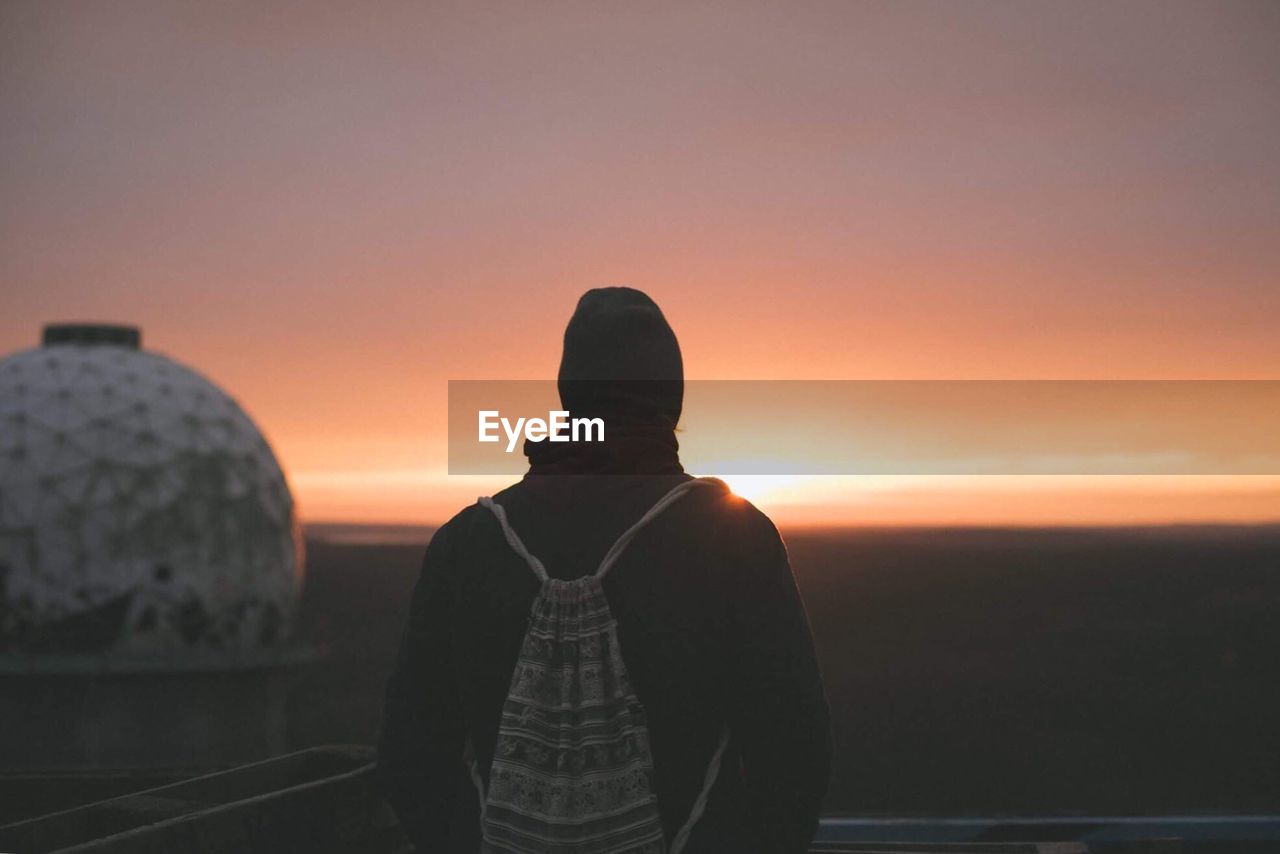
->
[419, 496, 502, 571]
[684, 477, 784, 549]
[428, 502, 484, 542]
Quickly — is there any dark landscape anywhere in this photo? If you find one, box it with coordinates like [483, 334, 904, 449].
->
[292, 522, 1280, 817]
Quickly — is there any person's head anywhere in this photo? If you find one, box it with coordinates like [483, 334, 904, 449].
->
[557, 287, 683, 428]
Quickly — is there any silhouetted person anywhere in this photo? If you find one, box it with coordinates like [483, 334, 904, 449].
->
[378, 288, 830, 853]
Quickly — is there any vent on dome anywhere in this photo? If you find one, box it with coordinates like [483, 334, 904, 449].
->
[42, 324, 141, 349]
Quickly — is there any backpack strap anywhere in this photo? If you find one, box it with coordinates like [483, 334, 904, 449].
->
[463, 737, 487, 823]
[595, 477, 721, 579]
[670, 725, 732, 854]
[478, 496, 549, 582]
[479, 478, 723, 583]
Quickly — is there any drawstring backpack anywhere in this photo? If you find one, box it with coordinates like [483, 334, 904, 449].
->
[469, 477, 731, 854]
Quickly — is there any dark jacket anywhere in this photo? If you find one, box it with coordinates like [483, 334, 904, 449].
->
[377, 474, 831, 853]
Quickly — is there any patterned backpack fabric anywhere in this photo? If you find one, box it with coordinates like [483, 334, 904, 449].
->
[470, 478, 730, 854]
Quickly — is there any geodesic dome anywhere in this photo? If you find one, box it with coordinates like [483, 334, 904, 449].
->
[0, 324, 302, 662]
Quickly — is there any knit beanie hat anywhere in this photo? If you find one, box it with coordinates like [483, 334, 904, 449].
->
[557, 287, 684, 426]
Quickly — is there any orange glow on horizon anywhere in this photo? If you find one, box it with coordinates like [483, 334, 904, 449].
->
[4, 2, 1278, 528]
[290, 464, 1280, 529]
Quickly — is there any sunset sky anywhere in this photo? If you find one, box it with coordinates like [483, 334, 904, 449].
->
[3, 1, 1278, 525]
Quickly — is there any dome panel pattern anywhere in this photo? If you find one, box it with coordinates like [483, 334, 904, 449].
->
[0, 341, 302, 658]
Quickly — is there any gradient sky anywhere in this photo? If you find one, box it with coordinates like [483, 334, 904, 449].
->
[3, 1, 1278, 524]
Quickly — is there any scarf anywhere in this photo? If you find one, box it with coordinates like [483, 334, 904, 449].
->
[523, 420, 683, 476]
